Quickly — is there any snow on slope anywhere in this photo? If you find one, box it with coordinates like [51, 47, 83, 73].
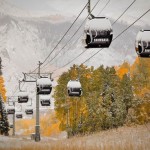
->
[0, 0, 150, 96]
[0, 17, 46, 96]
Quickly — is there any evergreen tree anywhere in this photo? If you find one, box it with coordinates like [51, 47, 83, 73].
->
[120, 74, 134, 114]
[0, 58, 9, 135]
[0, 95, 9, 135]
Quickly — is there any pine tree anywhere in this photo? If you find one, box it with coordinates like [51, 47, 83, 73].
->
[0, 95, 9, 135]
[120, 74, 134, 114]
[0, 58, 9, 135]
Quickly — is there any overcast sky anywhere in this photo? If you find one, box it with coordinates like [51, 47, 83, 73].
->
[6, 0, 98, 16]
[5, 0, 150, 25]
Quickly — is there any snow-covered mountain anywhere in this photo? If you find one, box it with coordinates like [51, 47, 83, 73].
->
[0, 0, 150, 97]
[0, 15, 77, 96]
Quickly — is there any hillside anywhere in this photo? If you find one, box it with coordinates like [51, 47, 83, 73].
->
[0, 0, 149, 144]
[0, 123, 149, 150]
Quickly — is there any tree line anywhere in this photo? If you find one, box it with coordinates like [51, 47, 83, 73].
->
[54, 58, 150, 137]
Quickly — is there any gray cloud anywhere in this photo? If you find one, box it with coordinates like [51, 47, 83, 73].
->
[6, 0, 99, 16]
[5, 0, 150, 25]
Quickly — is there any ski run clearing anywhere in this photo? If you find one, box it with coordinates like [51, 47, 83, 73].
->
[0, 123, 149, 150]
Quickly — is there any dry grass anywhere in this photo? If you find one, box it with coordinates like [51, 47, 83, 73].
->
[0, 124, 150, 150]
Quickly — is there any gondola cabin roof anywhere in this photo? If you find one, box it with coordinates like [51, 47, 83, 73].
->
[37, 78, 52, 86]
[85, 17, 112, 31]
[18, 91, 29, 97]
[67, 80, 82, 88]
[40, 95, 50, 100]
[136, 30, 150, 42]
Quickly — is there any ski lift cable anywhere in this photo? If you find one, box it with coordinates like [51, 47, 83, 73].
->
[40, 0, 103, 71]
[112, 0, 136, 25]
[103, 0, 136, 63]
[12, 73, 36, 97]
[12, 82, 25, 97]
[50, 33, 83, 67]
[11, 2, 88, 96]
[82, 8, 150, 64]
[51, 0, 137, 73]
[97, 0, 111, 16]
[53, 8, 150, 78]
[11, 0, 138, 95]
[36, 0, 136, 73]
[30, 2, 89, 73]
[42, 0, 111, 72]
[42, 2, 89, 64]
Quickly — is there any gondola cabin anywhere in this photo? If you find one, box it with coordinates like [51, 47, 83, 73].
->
[83, 17, 113, 48]
[37, 77, 52, 95]
[2, 111, 7, 117]
[40, 95, 51, 106]
[18, 91, 29, 103]
[7, 106, 15, 114]
[16, 113, 23, 119]
[9, 124, 13, 128]
[135, 30, 150, 57]
[67, 80, 82, 97]
[25, 107, 33, 115]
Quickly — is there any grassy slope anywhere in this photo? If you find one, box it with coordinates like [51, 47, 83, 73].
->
[0, 123, 150, 150]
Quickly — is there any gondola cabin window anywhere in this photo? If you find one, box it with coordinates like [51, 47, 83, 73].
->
[16, 112, 23, 119]
[67, 80, 82, 97]
[135, 30, 150, 57]
[83, 17, 113, 48]
[25, 107, 33, 115]
[37, 77, 52, 95]
[40, 95, 51, 106]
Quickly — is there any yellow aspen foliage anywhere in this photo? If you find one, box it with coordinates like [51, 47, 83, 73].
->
[15, 111, 60, 136]
[0, 76, 7, 102]
[85, 73, 91, 79]
[131, 57, 150, 124]
[40, 112, 60, 136]
[136, 102, 150, 124]
[116, 62, 130, 79]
